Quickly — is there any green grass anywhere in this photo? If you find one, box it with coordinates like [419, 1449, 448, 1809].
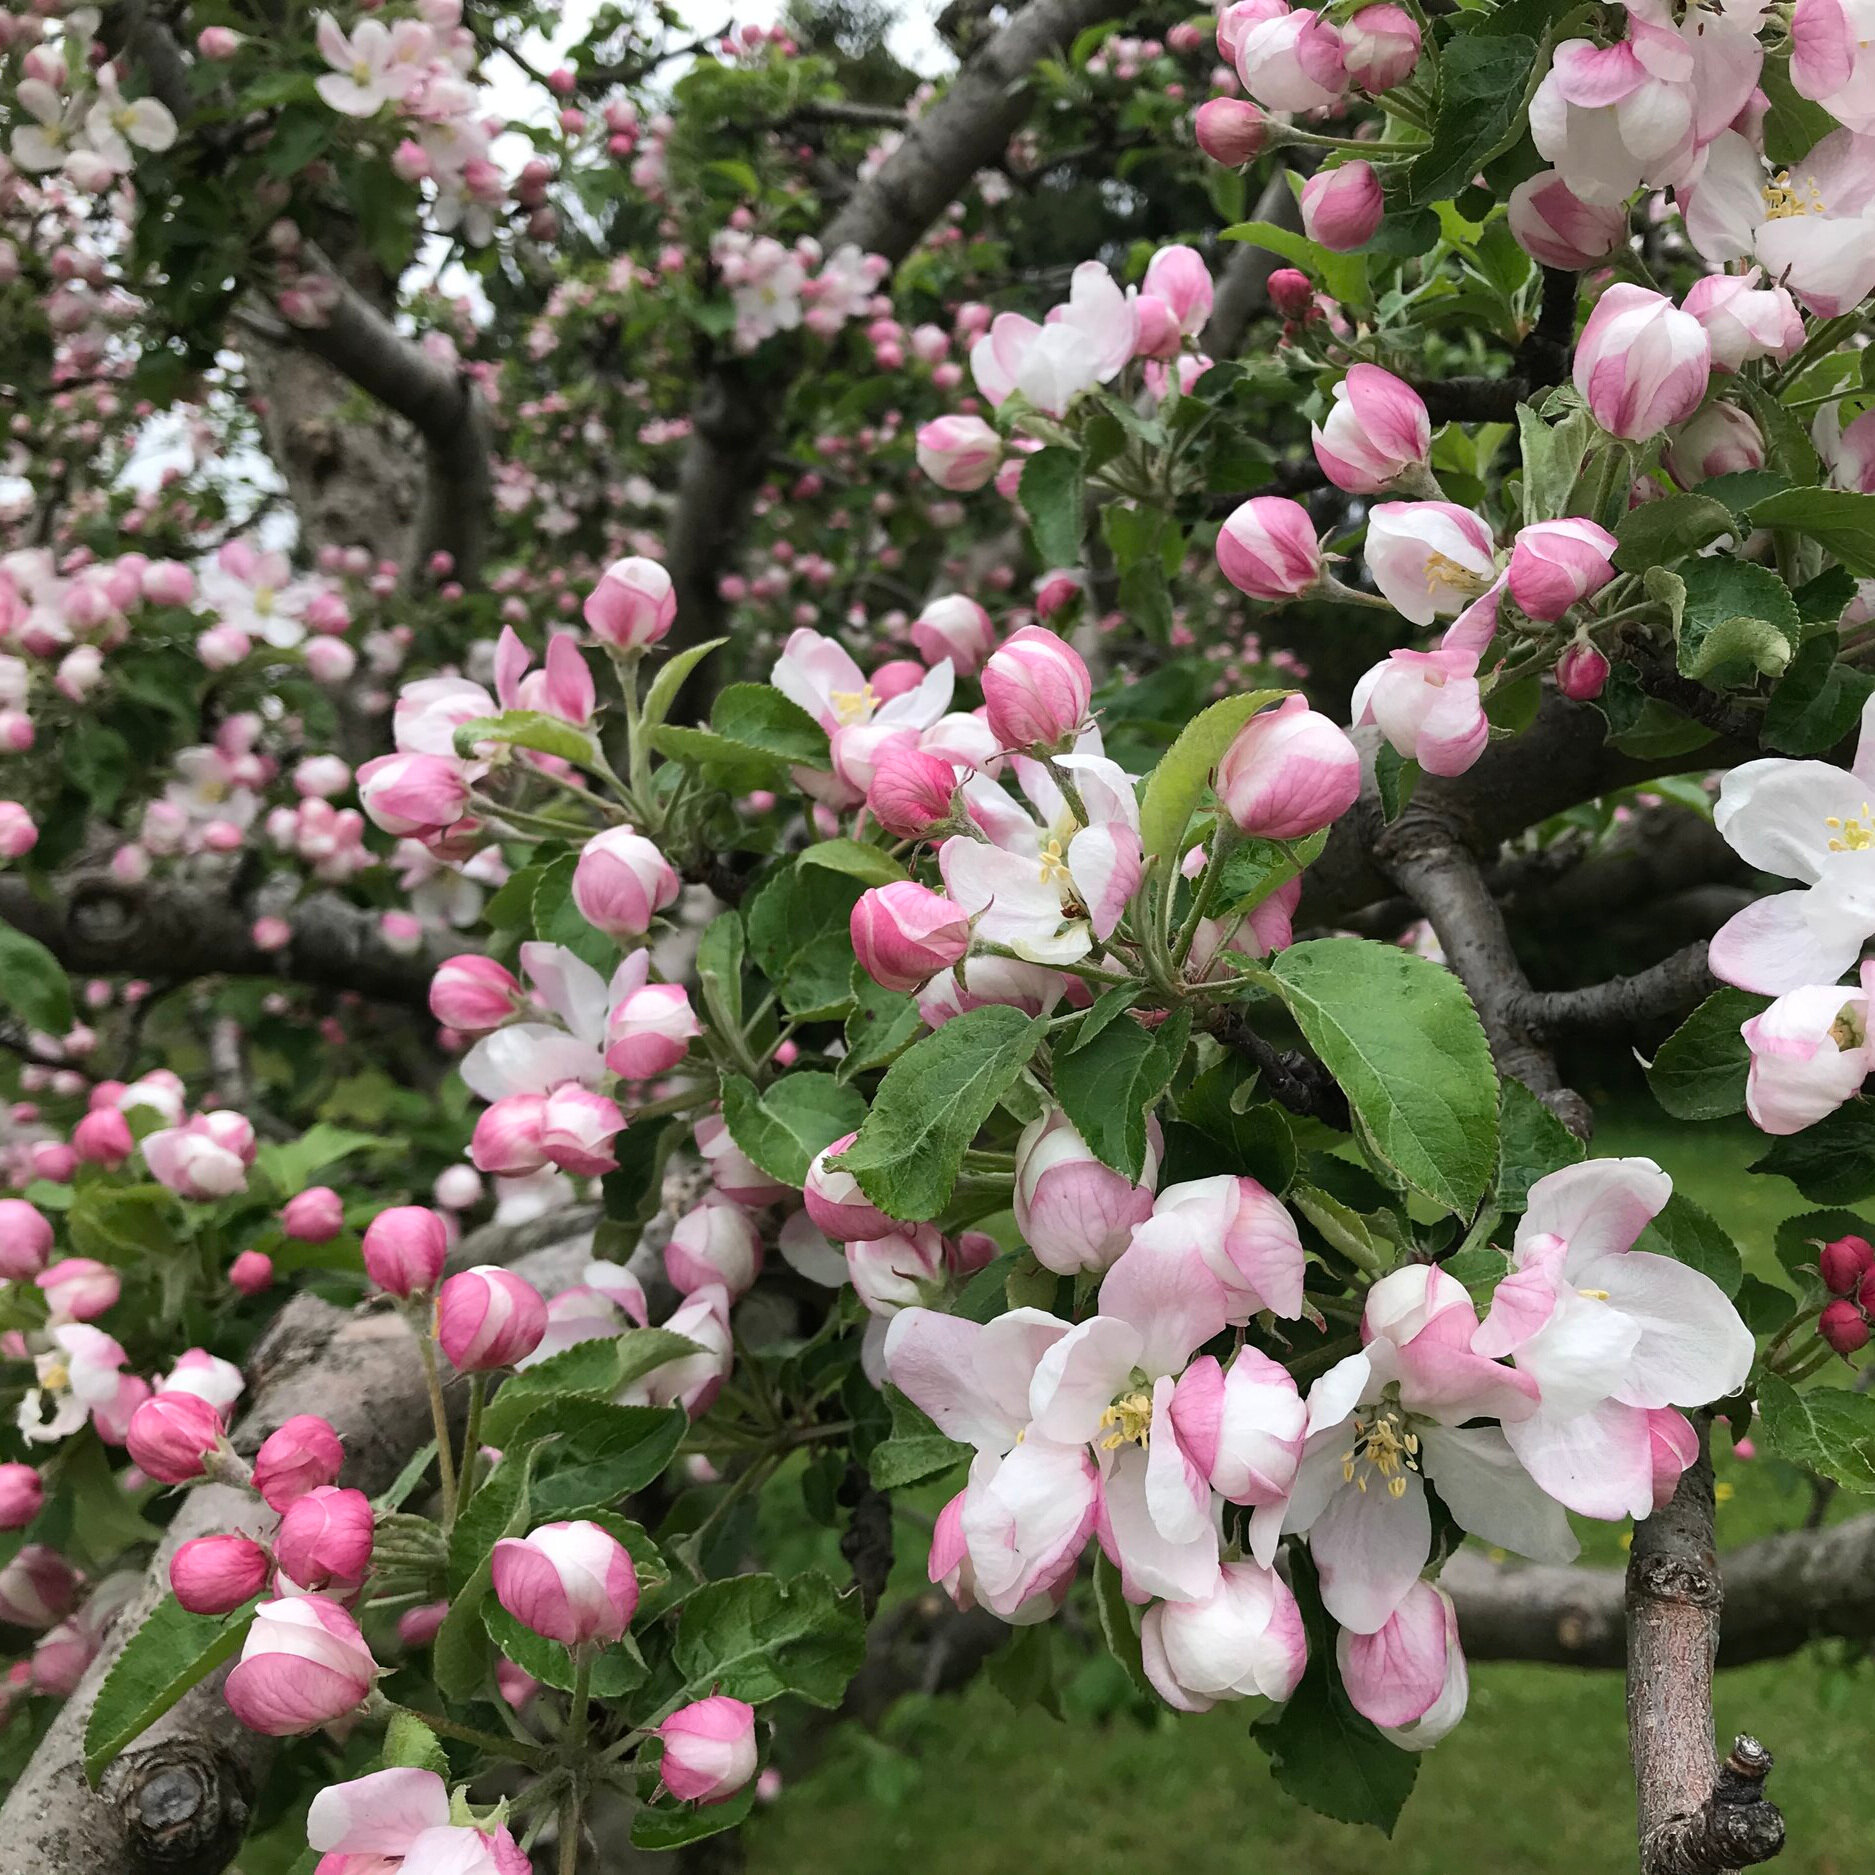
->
[746, 1104, 1872, 1874]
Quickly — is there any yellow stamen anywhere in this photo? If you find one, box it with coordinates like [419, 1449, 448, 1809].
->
[1097, 1389, 1154, 1451]
[1578, 1287, 1611, 1301]
[40, 1360, 68, 1392]
[830, 683, 877, 724]
[1825, 804, 1874, 853]
[1761, 170, 1825, 220]
[1422, 550, 1488, 601]
[1340, 1406, 1420, 1498]
[1037, 835, 1072, 888]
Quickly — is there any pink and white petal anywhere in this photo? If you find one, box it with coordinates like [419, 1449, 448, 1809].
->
[1394, 1305, 1541, 1425]
[963, 1438, 1097, 1607]
[1586, 1252, 1756, 1409]
[1309, 1471, 1431, 1635]
[459, 1024, 602, 1101]
[307, 1768, 450, 1855]
[1067, 823, 1142, 943]
[882, 1309, 1025, 1451]
[1336, 1579, 1450, 1730]
[1519, 1157, 1671, 1268]
[1144, 1375, 1212, 1545]
[1098, 1443, 1221, 1604]
[1708, 888, 1866, 996]
[1511, 1289, 1643, 1419]
[1303, 1351, 1375, 1438]
[975, 1307, 1075, 1427]
[1418, 1425, 1579, 1562]
[1026, 1315, 1144, 1445]
[1502, 1400, 1656, 1520]
[520, 942, 611, 1046]
[1472, 1242, 1566, 1358]
[1098, 1242, 1230, 1379]
[1140, 1605, 1216, 1713]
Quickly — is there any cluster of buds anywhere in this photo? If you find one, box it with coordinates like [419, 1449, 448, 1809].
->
[1818, 1235, 1875, 1356]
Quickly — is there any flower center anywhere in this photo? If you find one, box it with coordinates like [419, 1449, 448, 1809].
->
[1422, 550, 1487, 601]
[1097, 1389, 1154, 1450]
[40, 1360, 69, 1393]
[830, 682, 876, 724]
[1761, 170, 1825, 220]
[352, 58, 374, 83]
[1831, 1000, 1867, 1052]
[1825, 804, 1874, 853]
[1342, 1404, 1420, 1499]
[1037, 834, 1072, 888]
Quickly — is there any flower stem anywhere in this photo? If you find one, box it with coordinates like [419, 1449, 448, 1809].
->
[415, 1323, 458, 1527]
[456, 1374, 486, 1517]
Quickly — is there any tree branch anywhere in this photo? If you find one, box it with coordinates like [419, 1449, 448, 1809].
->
[1515, 942, 1716, 1036]
[1626, 1420, 1784, 1875]
[1202, 170, 1305, 360]
[662, 0, 1128, 687]
[1205, 1007, 1352, 1129]
[0, 872, 437, 1011]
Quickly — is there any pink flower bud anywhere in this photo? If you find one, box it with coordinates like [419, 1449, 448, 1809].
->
[434, 1164, 484, 1210]
[847, 1224, 947, 1316]
[1216, 496, 1323, 599]
[1681, 271, 1803, 372]
[171, 1534, 271, 1614]
[429, 955, 522, 1033]
[910, 593, 995, 674]
[1141, 1560, 1307, 1714]
[1300, 162, 1384, 253]
[471, 1093, 550, 1176]
[275, 1486, 374, 1594]
[196, 25, 241, 57]
[72, 1106, 133, 1167]
[584, 556, 676, 649]
[1337, 1580, 1465, 1746]
[0, 802, 37, 860]
[1647, 1408, 1700, 1513]
[1821, 1234, 1875, 1297]
[1742, 982, 1873, 1135]
[229, 1250, 275, 1296]
[658, 1695, 759, 1803]
[492, 1519, 639, 1645]
[665, 1199, 763, 1298]
[572, 826, 680, 939]
[804, 1133, 895, 1241]
[915, 415, 1002, 493]
[1507, 170, 1628, 270]
[306, 638, 356, 684]
[1311, 364, 1431, 495]
[1820, 1298, 1870, 1356]
[282, 1186, 345, 1243]
[1216, 0, 1286, 63]
[867, 741, 960, 837]
[0, 1463, 43, 1529]
[1574, 286, 1711, 441]
[1342, 2, 1420, 90]
[605, 983, 700, 1080]
[0, 1200, 52, 1279]
[1555, 640, 1611, 701]
[1664, 402, 1765, 488]
[361, 1206, 448, 1297]
[539, 1084, 626, 1177]
[981, 625, 1091, 750]
[253, 1414, 344, 1511]
[223, 1596, 376, 1734]
[0, 1546, 78, 1630]
[126, 1391, 224, 1484]
[1194, 97, 1269, 167]
[1216, 695, 1360, 839]
[437, 1266, 549, 1371]
[398, 1601, 449, 1648]
[851, 881, 970, 993]
[1266, 268, 1314, 321]
[1143, 244, 1214, 335]
[1507, 517, 1619, 622]
[1132, 294, 1184, 360]
[1015, 1106, 1159, 1275]
[37, 1257, 118, 1320]
[1235, 8, 1347, 111]
[355, 753, 469, 838]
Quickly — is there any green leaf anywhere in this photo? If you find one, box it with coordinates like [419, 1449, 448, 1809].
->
[453, 709, 598, 768]
[696, 910, 745, 1036]
[1612, 493, 1737, 573]
[720, 1071, 867, 1187]
[986, 1621, 1060, 1718]
[1052, 1008, 1189, 1182]
[517, 1399, 688, 1520]
[380, 1709, 450, 1776]
[869, 1390, 970, 1489]
[1764, 631, 1875, 756]
[1756, 1373, 1875, 1491]
[837, 1006, 1047, 1220]
[648, 723, 790, 787]
[673, 1570, 866, 1707]
[642, 637, 729, 731]
[1754, 1101, 1875, 1204]
[435, 1443, 534, 1700]
[1291, 1181, 1389, 1275]
[1092, 1551, 1148, 1696]
[1646, 989, 1766, 1120]
[841, 967, 922, 1080]
[0, 921, 73, 1034]
[797, 837, 909, 887]
[1733, 1274, 1797, 1337]
[253, 1123, 390, 1200]
[1374, 746, 1418, 824]
[1019, 446, 1086, 568]
[1167, 1065, 1297, 1192]
[59, 1430, 161, 1567]
[1138, 690, 1286, 858]
[1214, 830, 1329, 913]
[532, 854, 619, 974]
[1257, 1557, 1418, 1832]
[1270, 939, 1499, 1212]
[711, 684, 830, 766]
[1636, 1191, 1742, 1297]
[1406, 33, 1539, 206]
[1760, 53, 1839, 167]
[1220, 218, 1369, 309]
[1493, 1078, 1586, 1212]
[746, 862, 865, 1020]
[1750, 486, 1875, 577]
[84, 1596, 258, 1783]
[1676, 558, 1799, 683]
[1517, 402, 1597, 526]
[481, 1329, 697, 1446]
[1774, 1207, 1872, 1287]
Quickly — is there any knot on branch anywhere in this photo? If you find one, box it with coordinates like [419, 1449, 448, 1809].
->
[103, 1739, 252, 1874]
[1644, 1736, 1786, 1875]
[1629, 1551, 1723, 1613]
[837, 1461, 894, 1619]
[66, 878, 147, 948]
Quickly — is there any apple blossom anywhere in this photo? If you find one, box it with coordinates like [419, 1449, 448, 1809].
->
[659, 1695, 759, 1803]
[437, 1266, 549, 1370]
[1141, 1560, 1308, 1713]
[571, 826, 680, 938]
[1300, 163, 1384, 252]
[851, 880, 971, 992]
[1740, 966, 1873, 1135]
[915, 415, 1002, 493]
[224, 1595, 377, 1734]
[362, 1206, 449, 1296]
[171, 1534, 272, 1615]
[1664, 401, 1767, 487]
[1216, 497, 1323, 599]
[1311, 366, 1433, 496]
[253, 1415, 345, 1511]
[492, 1520, 639, 1644]
[1194, 98, 1269, 167]
[1215, 695, 1361, 839]
[665, 1198, 764, 1298]
[1506, 518, 1620, 622]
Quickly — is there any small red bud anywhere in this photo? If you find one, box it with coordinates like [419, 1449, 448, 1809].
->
[1819, 1298, 1870, 1357]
